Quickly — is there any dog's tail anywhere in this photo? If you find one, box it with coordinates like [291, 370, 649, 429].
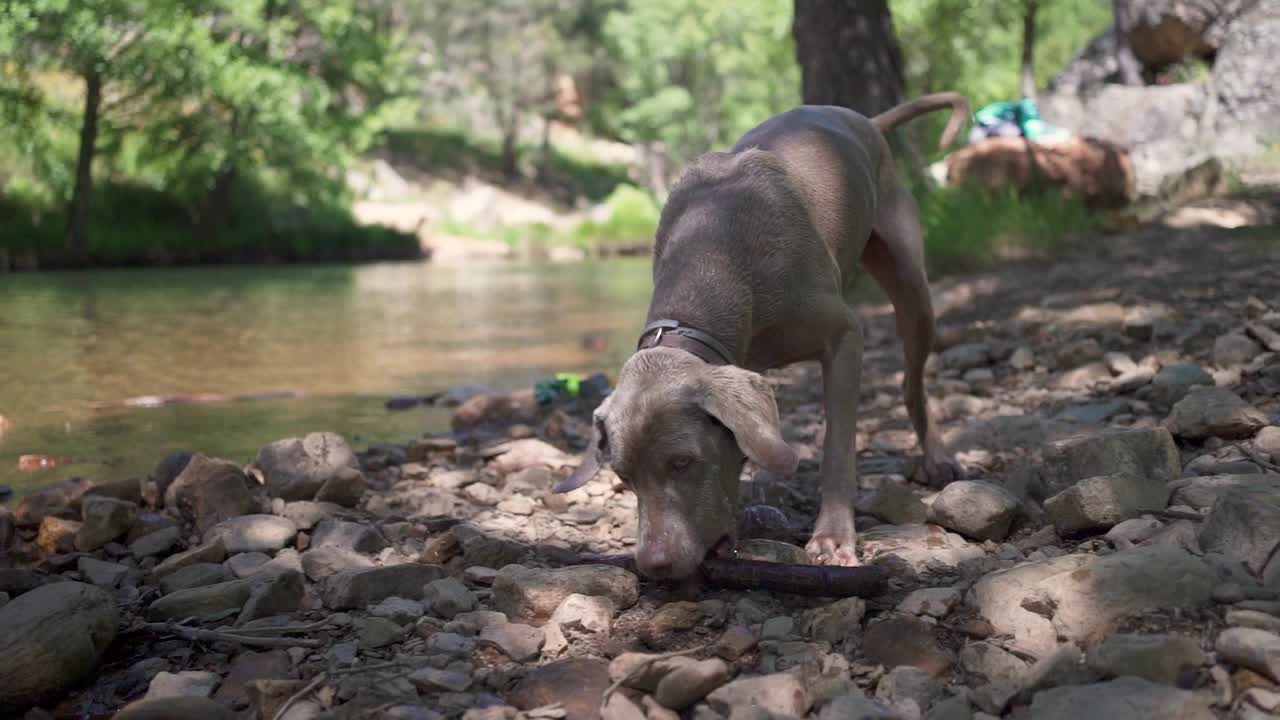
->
[871, 92, 970, 151]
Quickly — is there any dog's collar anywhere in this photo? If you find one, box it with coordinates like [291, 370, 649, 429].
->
[636, 319, 735, 366]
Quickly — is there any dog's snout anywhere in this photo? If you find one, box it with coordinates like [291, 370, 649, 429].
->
[636, 542, 677, 578]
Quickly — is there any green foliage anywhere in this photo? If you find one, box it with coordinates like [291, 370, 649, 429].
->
[573, 183, 660, 249]
[600, 0, 800, 162]
[918, 185, 1097, 270]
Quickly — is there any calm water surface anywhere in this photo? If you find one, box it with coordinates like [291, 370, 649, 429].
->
[0, 259, 654, 493]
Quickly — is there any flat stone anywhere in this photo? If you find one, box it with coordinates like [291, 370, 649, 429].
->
[355, 615, 408, 648]
[654, 658, 731, 711]
[77, 557, 130, 588]
[111, 696, 236, 720]
[968, 554, 1094, 658]
[225, 552, 271, 578]
[152, 539, 227, 579]
[321, 563, 445, 610]
[278, 501, 343, 530]
[863, 614, 954, 677]
[160, 563, 233, 594]
[1027, 676, 1214, 720]
[300, 545, 376, 581]
[706, 672, 812, 717]
[310, 518, 387, 554]
[509, 657, 610, 720]
[0, 581, 117, 710]
[204, 515, 297, 554]
[819, 689, 900, 720]
[736, 538, 810, 565]
[211, 650, 291, 707]
[928, 481, 1020, 541]
[76, 496, 139, 551]
[1164, 387, 1268, 440]
[149, 578, 253, 622]
[1085, 633, 1205, 684]
[314, 467, 367, 507]
[480, 622, 545, 662]
[1044, 473, 1168, 533]
[237, 569, 304, 625]
[145, 670, 222, 699]
[860, 524, 985, 575]
[411, 667, 473, 693]
[1216, 628, 1280, 683]
[549, 594, 615, 634]
[960, 641, 1029, 683]
[876, 665, 940, 719]
[1199, 486, 1280, 583]
[492, 564, 638, 625]
[424, 577, 477, 619]
[256, 432, 360, 501]
[857, 481, 928, 525]
[1033, 427, 1179, 501]
[1168, 474, 1280, 510]
[897, 587, 962, 618]
[1214, 333, 1263, 367]
[129, 526, 183, 558]
[803, 597, 866, 645]
[370, 596, 425, 625]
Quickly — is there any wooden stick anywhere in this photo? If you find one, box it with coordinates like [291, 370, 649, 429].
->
[142, 622, 324, 648]
[579, 553, 890, 597]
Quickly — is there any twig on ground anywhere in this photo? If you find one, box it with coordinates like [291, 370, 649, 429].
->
[141, 622, 325, 648]
[1138, 507, 1206, 522]
[1233, 443, 1280, 474]
[220, 619, 332, 636]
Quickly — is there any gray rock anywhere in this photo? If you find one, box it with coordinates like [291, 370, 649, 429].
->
[761, 616, 795, 640]
[0, 582, 117, 711]
[1148, 364, 1215, 406]
[163, 453, 256, 532]
[968, 554, 1096, 658]
[310, 518, 387, 554]
[204, 515, 297, 553]
[76, 496, 139, 551]
[425, 577, 477, 619]
[876, 666, 941, 720]
[803, 597, 866, 645]
[1199, 486, 1280, 586]
[897, 587, 962, 619]
[705, 672, 812, 717]
[365, 598, 424, 630]
[78, 557, 130, 588]
[1168, 474, 1280, 510]
[1017, 643, 1100, 699]
[942, 343, 992, 372]
[959, 641, 1029, 683]
[654, 658, 731, 710]
[1040, 545, 1215, 646]
[480, 622, 544, 662]
[1033, 427, 1179, 501]
[1165, 387, 1269, 440]
[928, 481, 1020, 541]
[1216, 627, 1280, 682]
[1008, 346, 1036, 370]
[111, 696, 236, 720]
[1085, 633, 1204, 684]
[237, 568, 304, 625]
[225, 551, 271, 578]
[863, 615, 954, 678]
[145, 670, 221, 699]
[149, 577, 253, 621]
[1227, 609, 1280, 634]
[820, 689, 902, 720]
[355, 615, 408, 648]
[1044, 473, 1168, 533]
[549, 593, 615, 634]
[256, 432, 360, 501]
[1104, 517, 1164, 547]
[1256, 426, 1280, 458]
[13, 477, 94, 526]
[1027, 676, 1214, 720]
[278, 501, 343, 530]
[736, 538, 809, 564]
[160, 563, 233, 594]
[860, 524, 985, 575]
[300, 545, 376, 580]
[152, 538, 227, 579]
[129, 526, 183, 558]
[1214, 333, 1262, 367]
[314, 467, 367, 507]
[321, 563, 446, 610]
[411, 667, 473, 693]
[858, 481, 928, 525]
[492, 564, 638, 625]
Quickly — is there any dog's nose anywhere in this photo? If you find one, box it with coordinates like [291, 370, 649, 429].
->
[636, 544, 677, 578]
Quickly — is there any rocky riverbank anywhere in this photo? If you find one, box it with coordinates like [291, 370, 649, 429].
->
[1, 221, 1279, 720]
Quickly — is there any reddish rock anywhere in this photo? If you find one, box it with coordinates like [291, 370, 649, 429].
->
[946, 137, 1135, 208]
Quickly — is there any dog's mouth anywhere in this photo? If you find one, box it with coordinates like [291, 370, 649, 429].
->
[707, 534, 737, 561]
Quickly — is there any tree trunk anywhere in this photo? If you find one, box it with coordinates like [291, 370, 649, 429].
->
[501, 126, 519, 180]
[792, 0, 905, 116]
[1021, 0, 1039, 100]
[65, 68, 103, 264]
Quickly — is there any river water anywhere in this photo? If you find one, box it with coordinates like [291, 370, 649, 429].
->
[0, 259, 654, 494]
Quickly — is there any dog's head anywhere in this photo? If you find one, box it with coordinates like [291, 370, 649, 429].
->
[554, 347, 797, 579]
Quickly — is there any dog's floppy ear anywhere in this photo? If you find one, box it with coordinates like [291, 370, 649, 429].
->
[696, 365, 798, 475]
[553, 395, 613, 493]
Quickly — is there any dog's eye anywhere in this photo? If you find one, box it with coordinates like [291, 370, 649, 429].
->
[595, 421, 608, 453]
[668, 455, 693, 471]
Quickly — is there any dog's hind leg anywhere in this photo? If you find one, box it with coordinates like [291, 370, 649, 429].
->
[862, 181, 962, 488]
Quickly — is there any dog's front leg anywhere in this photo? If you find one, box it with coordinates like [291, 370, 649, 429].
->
[806, 310, 864, 566]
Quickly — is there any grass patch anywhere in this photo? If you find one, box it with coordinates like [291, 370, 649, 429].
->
[919, 185, 1099, 272]
[0, 180, 420, 270]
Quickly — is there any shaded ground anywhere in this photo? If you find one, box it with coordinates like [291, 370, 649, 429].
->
[2, 213, 1280, 720]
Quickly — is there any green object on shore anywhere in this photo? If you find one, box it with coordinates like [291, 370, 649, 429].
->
[535, 373, 585, 405]
[973, 99, 1070, 142]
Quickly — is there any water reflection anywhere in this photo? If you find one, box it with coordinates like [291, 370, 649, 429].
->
[0, 258, 654, 492]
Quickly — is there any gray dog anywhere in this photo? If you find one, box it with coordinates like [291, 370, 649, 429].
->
[555, 93, 970, 579]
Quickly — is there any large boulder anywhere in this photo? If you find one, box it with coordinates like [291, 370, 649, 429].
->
[255, 432, 360, 501]
[0, 581, 118, 711]
[1116, 0, 1249, 68]
[164, 454, 256, 532]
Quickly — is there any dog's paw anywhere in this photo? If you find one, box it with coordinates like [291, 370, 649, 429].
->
[805, 533, 861, 567]
[913, 455, 964, 489]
